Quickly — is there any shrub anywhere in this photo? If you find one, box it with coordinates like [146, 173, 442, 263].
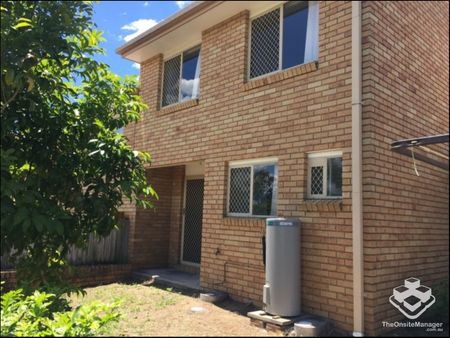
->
[0, 288, 120, 337]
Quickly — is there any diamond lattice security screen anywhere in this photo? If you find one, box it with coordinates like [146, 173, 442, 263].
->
[310, 166, 324, 195]
[229, 167, 251, 214]
[249, 8, 280, 79]
[162, 56, 181, 107]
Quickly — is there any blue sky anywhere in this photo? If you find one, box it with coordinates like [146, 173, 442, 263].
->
[92, 1, 192, 78]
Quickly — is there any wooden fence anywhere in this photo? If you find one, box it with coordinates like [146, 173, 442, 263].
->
[1, 219, 129, 269]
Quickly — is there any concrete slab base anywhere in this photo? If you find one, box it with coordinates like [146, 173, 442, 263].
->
[248, 310, 331, 336]
[200, 290, 228, 303]
[133, 268, 200, 291]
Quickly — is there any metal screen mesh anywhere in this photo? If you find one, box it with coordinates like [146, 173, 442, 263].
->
[229, 167, 251, 214]
[249, 8, 280, 79]
[162, 55, 181, 107]
[311, 166, 324, 195]
[183, 179, 204, 264]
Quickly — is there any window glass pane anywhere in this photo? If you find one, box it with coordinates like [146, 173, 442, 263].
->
[282, 1, 309, 69]
[250, 8, 280, 78]
[253, 164, 277, 216]
[310, 166, 323, 195]
[303, 1, 319, 63]
[181, 47, 201, 101]
[327, 157, 342, 196]
[162, 55, 181, 107]
[229, 167, 251, 214]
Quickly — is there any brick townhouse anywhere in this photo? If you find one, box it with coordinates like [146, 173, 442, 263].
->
[117, 1, 449, 335]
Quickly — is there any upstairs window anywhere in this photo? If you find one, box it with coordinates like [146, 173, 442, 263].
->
[228, 159, 278, 217]
[249, 1, 319, 79]
[307, 152, 342, 199]
[161, 45, 201, 107]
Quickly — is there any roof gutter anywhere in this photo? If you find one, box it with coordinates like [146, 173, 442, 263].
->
[116, 1, 222, 57]
[352, 1, 364, 337]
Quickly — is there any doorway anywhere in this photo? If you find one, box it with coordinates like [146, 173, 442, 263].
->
[181, 177, 204, 265]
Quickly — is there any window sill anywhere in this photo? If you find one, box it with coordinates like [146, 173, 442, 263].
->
[302, 199, 343, 212]
[242, 61, 318, 92]
[157, 98, 199, 115]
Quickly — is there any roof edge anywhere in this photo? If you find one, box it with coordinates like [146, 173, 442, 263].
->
[116, 1, 222, 57]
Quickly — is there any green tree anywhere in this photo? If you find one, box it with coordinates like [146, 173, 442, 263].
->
[1, 1, 155, 288]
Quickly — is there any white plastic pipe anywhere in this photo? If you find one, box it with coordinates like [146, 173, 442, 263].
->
[351, 1, 364, 336]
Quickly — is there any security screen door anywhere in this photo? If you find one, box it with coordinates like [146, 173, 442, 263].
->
[182, 178, 204, 264]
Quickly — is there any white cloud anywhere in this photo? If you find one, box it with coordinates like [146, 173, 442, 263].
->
[121, 18, 158, 42]
[143, 1, 149, 6]
[180, 78, 200, 99]
[132, 63, 140, 70]
[176, 1, 192, 9]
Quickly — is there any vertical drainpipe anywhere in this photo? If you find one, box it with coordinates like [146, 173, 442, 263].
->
[352, 1, 364, 337]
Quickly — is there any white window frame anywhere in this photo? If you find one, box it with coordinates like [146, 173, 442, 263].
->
[247, 1, 318, 81]
[307, 151, 342, 199]
[160, 45, 201, 108]
[227, 157, 278, 217]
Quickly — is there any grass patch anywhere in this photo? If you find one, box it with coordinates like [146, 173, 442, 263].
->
[70, 283, 273, 337]
[155, 288, 178, 309]
[70, 283, 182, 336]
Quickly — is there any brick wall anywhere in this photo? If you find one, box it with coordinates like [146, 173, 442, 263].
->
[1, 264, 131, 292]
[168, 166, 185, 266]
[128, 167, 185, 269]
[361, 1, 449, 335]
[68, 264, 132, 287]
[128, 1, 355, 331]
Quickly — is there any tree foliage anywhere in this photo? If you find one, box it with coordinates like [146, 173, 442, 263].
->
[0, 1, 155, 286]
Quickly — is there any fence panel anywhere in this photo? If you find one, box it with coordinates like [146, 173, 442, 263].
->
[67, 219, 129, 265]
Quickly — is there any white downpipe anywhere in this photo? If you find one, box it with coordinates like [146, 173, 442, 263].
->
[352, 1, 364, 337]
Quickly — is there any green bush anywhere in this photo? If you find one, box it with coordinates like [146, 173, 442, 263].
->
[1, 288, 120, 337]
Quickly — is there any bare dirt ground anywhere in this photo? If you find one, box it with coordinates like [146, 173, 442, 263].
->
[71, 283, 280, 336]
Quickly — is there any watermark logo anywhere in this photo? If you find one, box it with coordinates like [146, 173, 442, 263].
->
[389, 277, 436, 319]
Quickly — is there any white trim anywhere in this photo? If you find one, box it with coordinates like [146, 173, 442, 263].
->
[307, 150, 342, 158]
[229, 157, 278, 167]
[180, 176, 203, 267]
